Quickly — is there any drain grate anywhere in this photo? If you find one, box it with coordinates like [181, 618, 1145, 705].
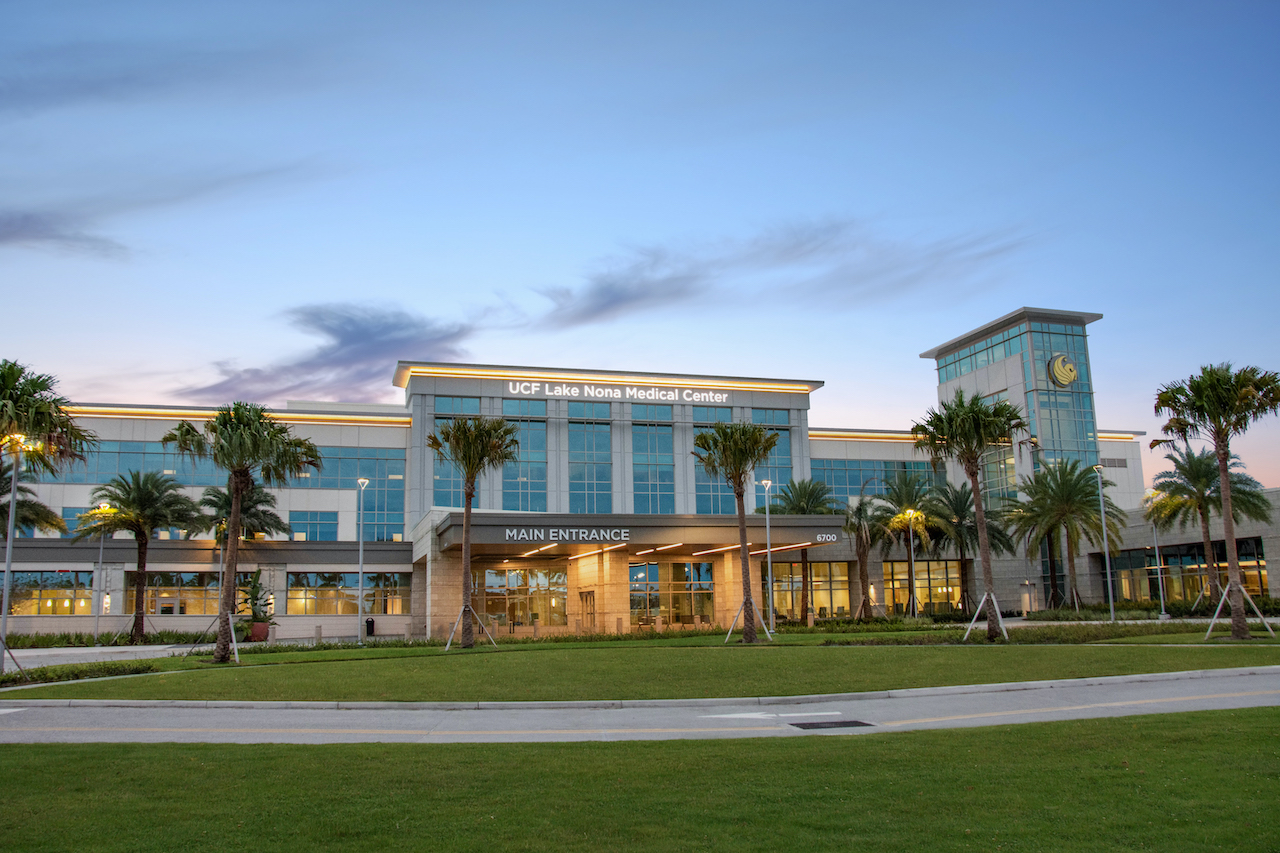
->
[791, 720, 874, 730]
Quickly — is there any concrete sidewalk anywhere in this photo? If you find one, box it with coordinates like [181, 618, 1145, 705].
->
[1, 666, 1276, 744]
[3, 643, 210, 669]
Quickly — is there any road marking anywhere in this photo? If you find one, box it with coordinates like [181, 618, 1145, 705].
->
[0, 709, 25, 715]
[880, 689, 1280, 727]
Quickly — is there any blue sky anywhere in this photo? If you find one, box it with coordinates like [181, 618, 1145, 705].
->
[4, 1, 1278, 485]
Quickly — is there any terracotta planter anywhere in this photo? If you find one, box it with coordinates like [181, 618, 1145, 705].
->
[250, 622, 270, 642]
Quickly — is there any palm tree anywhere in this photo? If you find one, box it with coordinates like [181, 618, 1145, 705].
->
[912, 389, 1027, 640]
[871, 472, 934, 617]
[1, 461, 67, 538]
[757, 478, 841, 624]
[1153, 363, 1280, 640]
[1, 360, 96, 672]
[162, 403, 321, 662]
[426, 416, 520, 649]
[693, 422, 779, 643]
[925, 481, 1014, 613]
[72, 472, 206, 643]
[1005, 461, 1124, 611]
[1145, 444, 1272, 605]
[199, 483, 291, 545]
[843, 486, 877, 619]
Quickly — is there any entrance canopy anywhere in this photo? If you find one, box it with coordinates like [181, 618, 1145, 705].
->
[433, 512, 846, 560]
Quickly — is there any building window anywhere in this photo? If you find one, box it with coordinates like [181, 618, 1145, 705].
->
[753, 428, 791, 505]
[934, 323, 1029, 383]
[290, 511, 337, 542]
[502, 399, 548, 418]
[286, 572, 359, 615]
[811, 459, 942, 503]
[503, 419, 548, 511]
[751, 408, 790, 426]
[569, 421, 611, 513]
[631, 404, 671, 421]
[694, 426, 736, 515]
[1111, 537, 1267, 602]
[766, 562, 852, 620]
[124, 571, 243, 616]
[692, 406, 731, 424]
[61, 507, 89, 539]
[7, 571, 95, 615]
[433, 417, 466, 509]
[633, 424, 674, 514]
[472, 564, 567, 627]
[568, 401, 610, 419]
[883, 560, 962, 616]
[435, 396, 480, 415]
[362, 573, 412, 615]
[629, 562, 714, 626]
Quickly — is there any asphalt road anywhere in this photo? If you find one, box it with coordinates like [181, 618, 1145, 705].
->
[1, 666, 1275, 744]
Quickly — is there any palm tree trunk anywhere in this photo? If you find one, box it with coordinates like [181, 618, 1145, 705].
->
[1065, 535, 1079, 610]
[857, 539, 871, 619]
[736, 486, 756, 643]
[1215, 442, 1249, 640]
[1045, 530, 1061, 609]
[1197, 508, 1219, 604]
[131, 534, 148, 644]
[965, 463, 1000, 641]
[214, 471, 248, 663]
[800, 547, 812, 626]
[461, 484, 475, 649]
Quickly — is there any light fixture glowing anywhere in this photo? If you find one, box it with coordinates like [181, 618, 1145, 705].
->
[635, 548, 655, 555]
[691, 543, 751, 556]
[519, 543, 558, 557]
[655, 542, 683, 551]
[749, 541, 814, 556]
[569, 543, 626, 561]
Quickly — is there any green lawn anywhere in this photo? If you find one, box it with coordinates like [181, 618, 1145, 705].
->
[9, 641, 1279, 702]
[1, 707, 1276, 852]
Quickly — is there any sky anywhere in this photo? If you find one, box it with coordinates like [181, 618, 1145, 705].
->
[3, 1, 1279, 487]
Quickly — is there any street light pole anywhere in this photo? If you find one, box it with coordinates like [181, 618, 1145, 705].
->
[762, 479, 773, 632]
[1152, 522, 1167, 618]
[93, 502, 110, 644]
[356, 477, 369, 644]
[1, 436, 29, 675]
[905, 509, 918, 618]
[1094, 465, 1116, 623]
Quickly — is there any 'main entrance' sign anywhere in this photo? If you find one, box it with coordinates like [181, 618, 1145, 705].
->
[506, 528, 631, 542]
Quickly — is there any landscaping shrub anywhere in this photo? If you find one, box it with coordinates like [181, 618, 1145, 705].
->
[0, 660, 157, 688]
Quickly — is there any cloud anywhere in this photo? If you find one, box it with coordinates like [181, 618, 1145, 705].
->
[535, 219, 1025, 328]
[181, 304, 474, 404]
[0, 164, 314, 256]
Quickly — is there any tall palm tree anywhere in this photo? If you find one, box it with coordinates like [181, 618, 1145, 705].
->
[1154, 363, 1280, 639]
[72, 472, 206, 643]
[843, 486, 877, 619]
[1145, 445, 1272, 604]
[693, 422, 779, 644]
[871, 472, 934, 617]
[757, 478, 841, 624]
[199, 483, 292, 545]
[912, 389, 1027, 640]
[0, 461, 67, 538]
[163, 403, 321, 662]
[925, 481, 1014, 613]
[426, 416, 520, 649]
[0, 360, 96, 672]
[1005, 461, 1124, 611]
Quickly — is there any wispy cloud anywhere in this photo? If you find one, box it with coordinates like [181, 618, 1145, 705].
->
[536, 219, 1025, 327]
[181, 304, 474, 404]
[0, 164, 314, 256]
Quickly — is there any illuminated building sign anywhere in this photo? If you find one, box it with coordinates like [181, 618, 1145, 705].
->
[1049, 354, 1079, 388]
[506, 527, 631, 542]
[505, 381, 729, 403]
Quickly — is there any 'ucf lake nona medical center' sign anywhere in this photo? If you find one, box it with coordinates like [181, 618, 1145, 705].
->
[506, 380, 729, 404]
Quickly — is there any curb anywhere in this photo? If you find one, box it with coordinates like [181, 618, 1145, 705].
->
[2, 665, 1276, 712]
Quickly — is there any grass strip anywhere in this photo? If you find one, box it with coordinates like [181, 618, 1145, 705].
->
[1, 707, 1276, 852]
[0, 660, 157, 689]
[9, 643, 1278, 702]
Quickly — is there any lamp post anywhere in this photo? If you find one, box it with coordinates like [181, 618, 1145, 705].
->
[93, 501, 111, 644]
[1093, 465, 1116, 623]
[2, 434, 34, 675]
[356, 477, 369, 644]
[904, 509, 918, 618]
[761, 479, 774, 631]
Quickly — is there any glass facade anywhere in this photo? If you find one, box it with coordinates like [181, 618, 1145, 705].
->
[432, 396, 481, 508]
[632, 423, 674, 514]
[503, 417, 548, 512]
[472, 563, 567, 627]
[126, 571, 248, 616]
[883, 559, 962, 615]
[1111, 537, 1268, 602]
[811, 459, 941, 503]
[935, 323, 1028, 384]
[629, 562, 714, 626]
[568, 421, 612, 514]
[60, 506, 88, 538]
[766, 561, 851, 620]
[693, 408, 736, 514]
[7, 571, 95, 615]
[1025, 322, 1098, 468]
[286, 572, 359, 615]
[289, 511, 337, 541]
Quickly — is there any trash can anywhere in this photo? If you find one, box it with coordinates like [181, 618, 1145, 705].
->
[365, 618, 375, 638]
